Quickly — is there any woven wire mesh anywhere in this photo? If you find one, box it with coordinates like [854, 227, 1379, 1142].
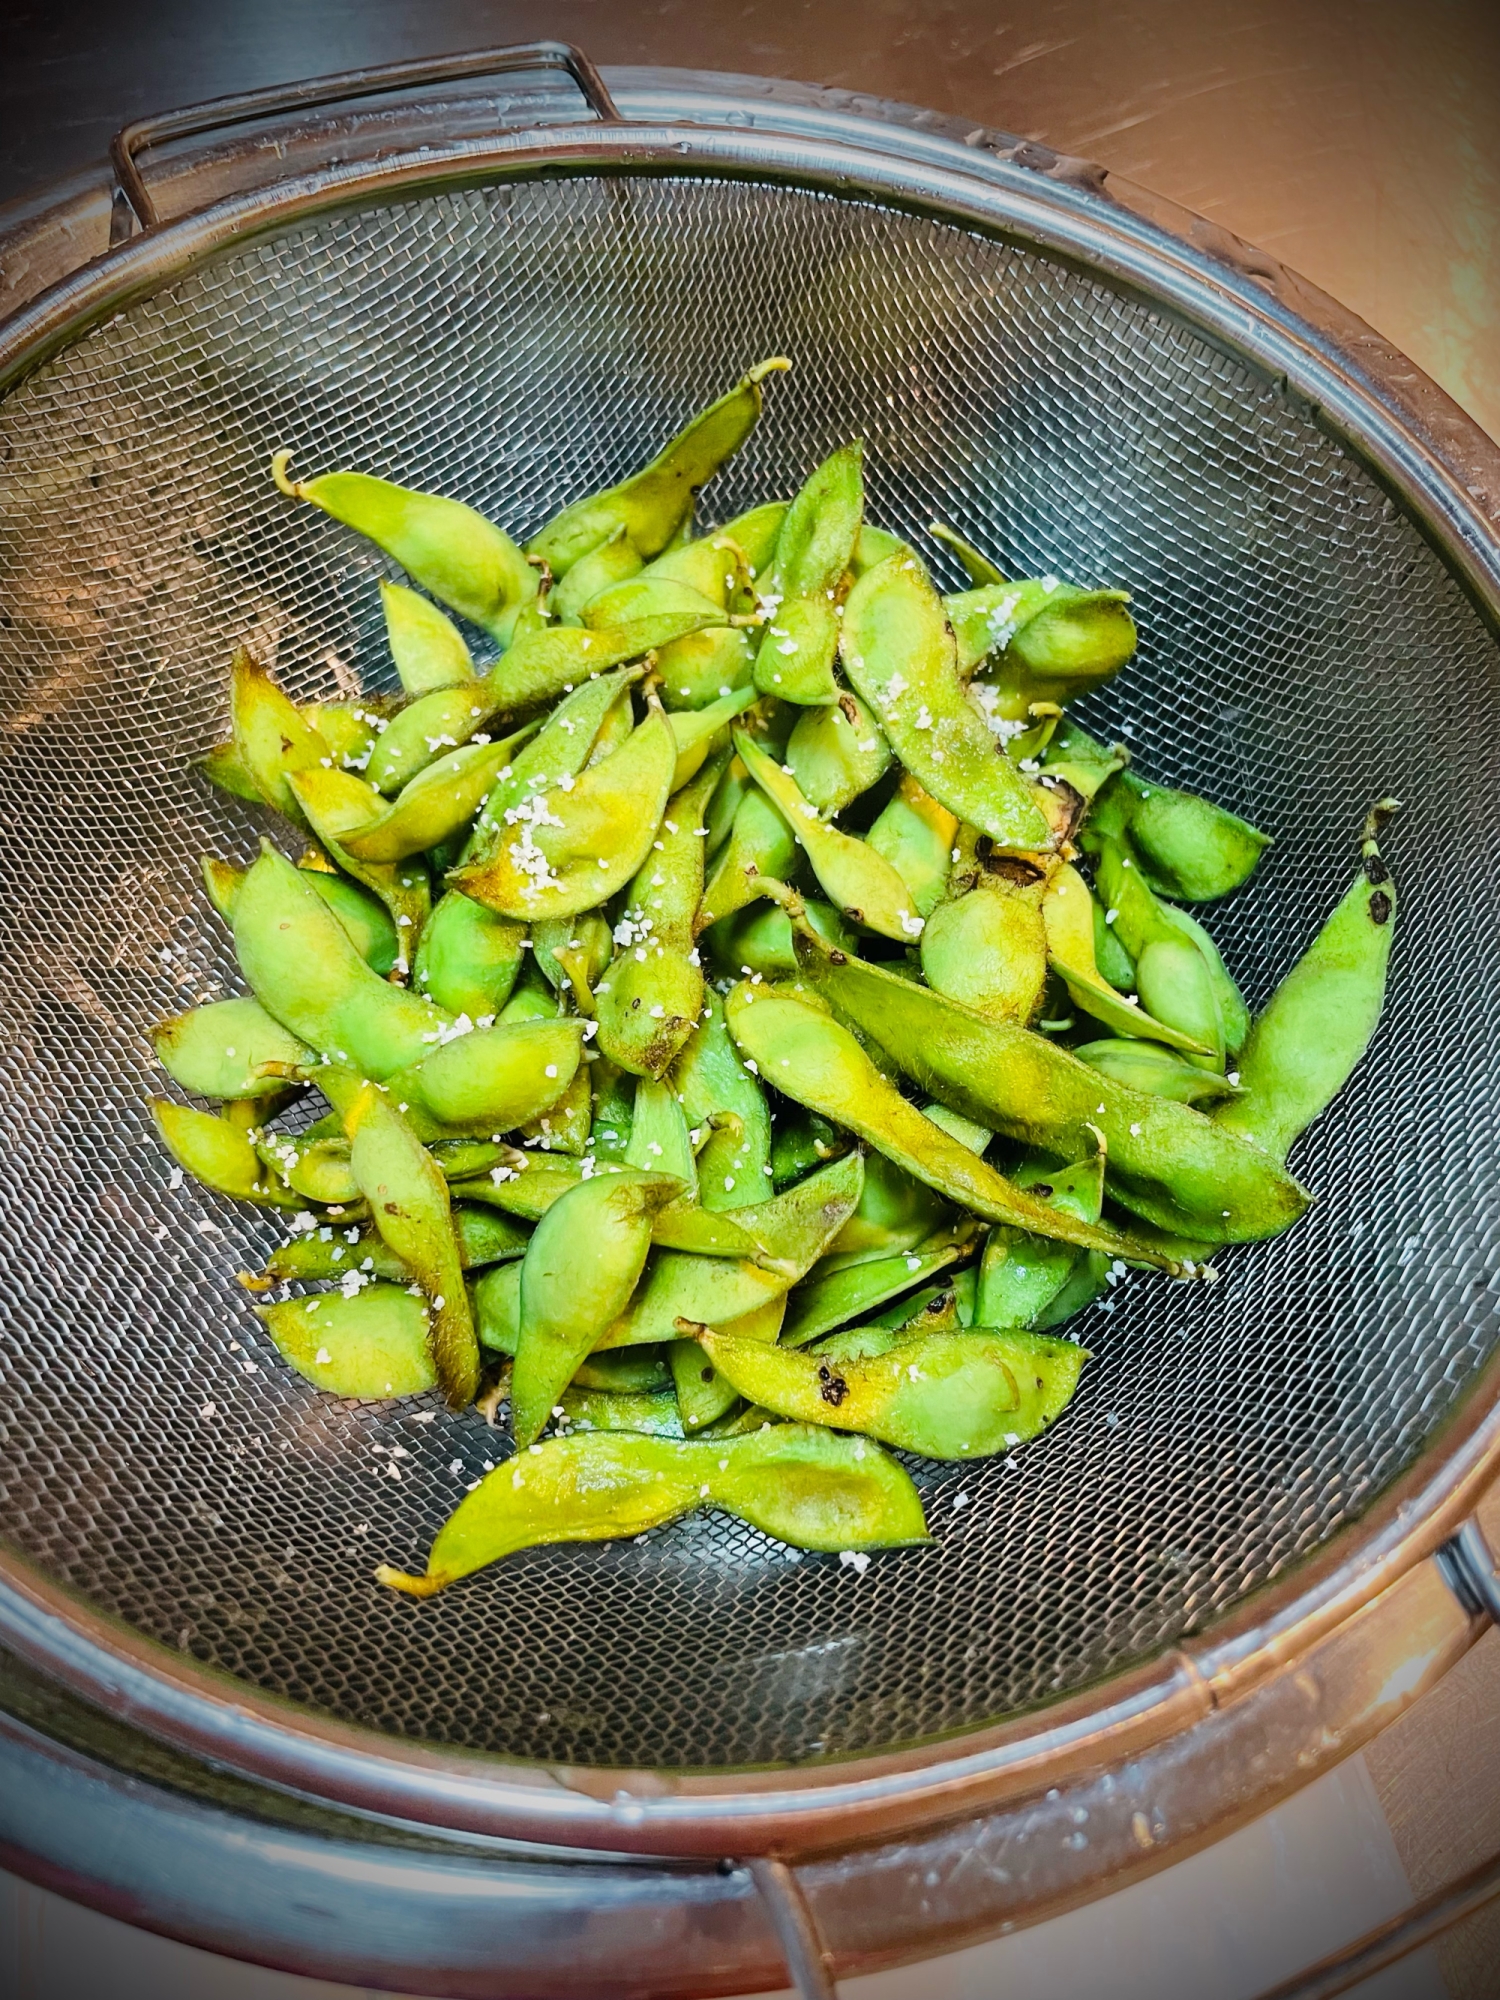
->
[0, 174, 1498, 1771]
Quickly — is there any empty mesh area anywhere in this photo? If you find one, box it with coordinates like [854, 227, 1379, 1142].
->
[0, 175, 1497, 1771]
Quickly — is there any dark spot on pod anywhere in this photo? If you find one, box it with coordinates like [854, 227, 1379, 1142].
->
[630, 998, 641, 1010]
[1029, 1183, 1054, 1200]
[829, 949, 847, 965]
[847, 907, 864, 922]
[988, 855, 1044, 885]
[817, 1363, 850, 1407]
[974, 835, 994, 863]
[700, 1366, 714, 1383]
[1369, 890, 1392, 926]
[1364, 854, 1391, 885]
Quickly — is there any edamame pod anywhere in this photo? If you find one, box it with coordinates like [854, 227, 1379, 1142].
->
[512, 1170, 678, 1445]
[342, 1078, 479, 1408]
[726, 983, 1183, 1267]
[339, 727, 538, 864]
[150, 1098, 301, 1207]
[382, 1017, 584, 1139]
[781, 1241, 968, 1349]
[673, 989, 773, 1211]
[785, 693, 892, 812]
[841, 555, 1052, 850]
[1092, 842, 1239, 1060]
[823, 1148, 951, 1266]
[413, 891, 525, 1018]
[375, 1418, 925, 1597]
[670, 1294, 786, 1432]
[380, 582, 475, 694]
[286, 767, 430, 975]
[667, 687, 758, 792]
[789, 925, 1308, 1244]
[735, 730, 924, 941]
[1214, 802, 1398, 1162]
[920, 880, 1049, 1027]
[261, 1202, 527, 1282]
[599, 1151, 865, 1347]
[976, 1149, 1103, 1328]
[718, 501, 789, 577]
[366, 627, 675, 795]
[229, 650, 331, 824]
[233, 845, 450, 1076]
[451, 698, 676, 921]
[151, 996, 311, 1100]
[928, 522, 1005, 586]
[255, 1125, 359, 1205]
[594, 754, 718, 1077]
[257, 1284, 437, 1399]
[528, 360, 789, 576]
[866, 775, 958, 919]
[695, 786, 800, 932]
[657, 626, 756, 712]
[1041, 861, 1212, 1055]
[690, 1325, 1087, 1460]
[552, 524, 644, 623]
[1074, 1039, 1241, 1104]
[703, 896, 853, 983]
[205, 857, 401, 976]
[624, 1076, 698, 1188]
[273, 453, 540, 646]
[559, 1387, 685, 1438]
[752, 441, 865, 704]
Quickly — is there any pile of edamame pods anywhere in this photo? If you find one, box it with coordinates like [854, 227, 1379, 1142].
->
[149, 359, 1400, 1599]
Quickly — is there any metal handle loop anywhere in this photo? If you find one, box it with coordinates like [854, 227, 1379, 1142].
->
[748, 1858, 839, 2000]
[109, 40, 620, 233]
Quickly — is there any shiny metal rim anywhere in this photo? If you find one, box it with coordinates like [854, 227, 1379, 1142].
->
[1, 64, 1497, 1861]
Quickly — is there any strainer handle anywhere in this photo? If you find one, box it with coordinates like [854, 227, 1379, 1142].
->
[109, 40, 621, 234]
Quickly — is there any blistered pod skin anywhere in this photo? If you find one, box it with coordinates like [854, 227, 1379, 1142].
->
[920, 884, 1049, 1027]
[789, 925, 1309, 1245]
[1214, 801, 1399, 1163]
[692, 1325, 1088, 1460]
[232, 844, 451, 1080]
[273, 453, 539, 646]
[841, 555, 1053, 851]
[413, 891, 525, 1018]
[724, 983, 1184, 1269]
[258, 1285, 437, 1399]
[511, 1172, 678, 1447]
[753, 441, 866, 705]
[341, 1079, 478, 1409]
[380, 581, 475, 694]
[527, 359, 790, 577]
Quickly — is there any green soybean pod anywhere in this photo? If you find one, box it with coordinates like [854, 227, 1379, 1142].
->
[528, 359, 790, 577]
[781, 1240, 968, 1349]
[691, 1325, 1088, 1460]
[273, 452, 539, 646]
[695, 784, 801, 933]
[512, 1171, 679, 1446]
[920, 880, 1049, 1028]
[673, 989, 773, 1211]
[151, 996, 312, 1101]
[150, 1098, 302, 1207]
[380, 581, 475, 694]
[228, 649, 332, 825]
[1074, 1039, 1241, 1105]
[752, 441, 866, 705]
[551, 524, 644, 623]
[1214, 801, 1399, 1162]
[341, 1078, 478, 1409]
[258, 1284, 436, 1399]
[413, 891, 526, 1019]
[866, 774, 959, 920]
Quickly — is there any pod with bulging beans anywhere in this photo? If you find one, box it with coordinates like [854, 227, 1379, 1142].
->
[752, 441, 866, 705]
[376, 1419, 927, 1597]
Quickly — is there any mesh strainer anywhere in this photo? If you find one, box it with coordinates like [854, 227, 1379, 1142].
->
[2, 44, 1500, 1996]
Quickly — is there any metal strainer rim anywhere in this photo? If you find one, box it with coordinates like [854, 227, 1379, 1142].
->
[2, 63, 1498, 1860]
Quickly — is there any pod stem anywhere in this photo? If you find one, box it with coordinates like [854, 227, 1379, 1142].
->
[1362, 796, 1402, 855]
[374, 1565, 446, 1598]
[270, 448, 305, 499]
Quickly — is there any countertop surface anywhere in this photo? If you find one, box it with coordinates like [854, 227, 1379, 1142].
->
[2, 4, 1498, 1996]
[3, 0, 1498, 447]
